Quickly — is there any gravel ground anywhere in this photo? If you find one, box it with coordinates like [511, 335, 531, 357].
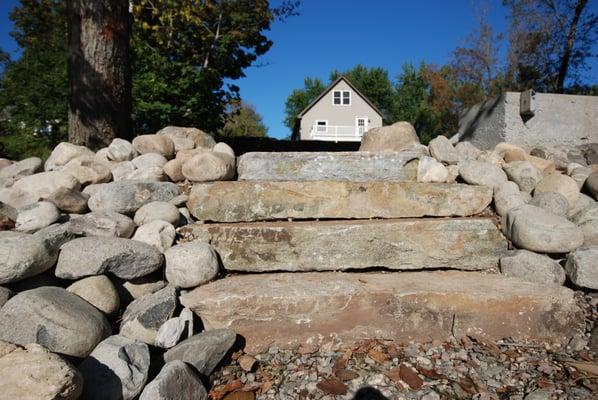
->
[208, 293, 598, 400]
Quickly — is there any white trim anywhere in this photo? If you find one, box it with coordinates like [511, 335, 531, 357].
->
[355, 117, 368, 136]
[314, 120, 328, 135]
[332, 90, 351, 106]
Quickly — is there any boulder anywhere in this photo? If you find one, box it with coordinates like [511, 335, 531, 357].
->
[585, 171, 598, 200]
[0, 157, 42, 180]
[134, 201, 180, 226]
[181, 272, 583, 354]
[32, 222, 77, 259]
[0, 187, 37, 209]
[68, 210, 135, 238]
[504, 205, 584, 253]
[45, 187, 89, 213]
[529, 191, 569, 217]
[417, 156, 449, 183]
[88, 180, 180, 215]
[132, 135, 175, 159]
[165, 242, 220, 288]
[568, 193, 595, 219]
[493, 181, 526, 217]
[571, 204, 598, 246]
[55, 237, 164, 280]
[0, 287, 12, 307]
[189, 218, 507, 273]
[169, 136, 196, 152]
[565, 246, 598, 290]
[459, 160, 508, 189]
[155, 318, 186, 349]
[359, 121, 420, 152]
[495, 142, 527, 162]
[534, 173, 579, 208]
[428, 135, 459, 164]
[0, 343, 83, 400]
[188, 181, 493, 222]
[162, 158, 185, 182]
[157, 126, 216, 149]
[182, 151, 236, 182]
[0, 287, 111, 357]
[122, 278, 167, 301]
[125, 166, 165, 181]
[0, 231, 57, 284]
[79, 335, 150, 400]
[131, 220, 176, 252]
[132, 153, 168, 169]
[567, 163, 591, 189]
[213, 142, 235, 158]
[62, 157, 112, 185]
[503, 161, 543, 193]
[139, 360, 207, 400]
[163, 329, 236, 376]
[500, 250, 566, 285]
[67, 275, 120, 315]
[44, 142, 94, 171]
[525, 155, 556, 175]
[12, 171, 81, 200]
[15, 201, 60, 233]
[454, 141, 482, 161]
[111, 161, 137, 180]
[120, 285, 177, 345]
[107, 138, 136, 162]
[477, 150, 505, 166]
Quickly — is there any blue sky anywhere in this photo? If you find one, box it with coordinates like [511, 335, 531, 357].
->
[1, 0, 597, 138]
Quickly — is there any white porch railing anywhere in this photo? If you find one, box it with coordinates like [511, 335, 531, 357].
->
[310, 125, 366, 142]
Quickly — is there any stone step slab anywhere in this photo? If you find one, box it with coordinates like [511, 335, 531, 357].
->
[187, 181, 492, 222]
[180, 271, 584, 355]
[237, 151, 421, 181]
[187, 218, 507, 272]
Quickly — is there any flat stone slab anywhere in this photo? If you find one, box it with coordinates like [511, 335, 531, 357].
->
[188, 218, 507, 272]
[237, 151, 419, 181]
[187, 181, 492, 222]
[180, 271, 584, 354]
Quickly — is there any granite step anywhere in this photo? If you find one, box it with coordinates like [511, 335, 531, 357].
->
[186, 218, 507, 272]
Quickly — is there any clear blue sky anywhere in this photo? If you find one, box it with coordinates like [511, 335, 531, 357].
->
[1, 0, 597, 139]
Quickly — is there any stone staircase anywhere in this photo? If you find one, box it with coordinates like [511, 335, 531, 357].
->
[179, 151, 584, 354]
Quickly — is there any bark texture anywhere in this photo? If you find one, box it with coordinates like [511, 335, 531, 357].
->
[68, 0, 132, 149]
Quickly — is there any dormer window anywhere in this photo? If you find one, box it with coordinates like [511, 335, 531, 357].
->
[333, 90, 351, 105]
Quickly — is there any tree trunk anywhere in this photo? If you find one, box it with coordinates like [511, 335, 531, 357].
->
[556, 0, 588, 93]
[68, 0, 131, 149]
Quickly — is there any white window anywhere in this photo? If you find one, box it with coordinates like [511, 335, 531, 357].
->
[315, 120, 328, 133]
[333, 90, 351, 105]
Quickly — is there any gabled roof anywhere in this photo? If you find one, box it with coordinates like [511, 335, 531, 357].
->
[296, 76, 384, 119]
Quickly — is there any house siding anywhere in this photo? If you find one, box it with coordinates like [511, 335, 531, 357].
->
[299, 80, 383, 140]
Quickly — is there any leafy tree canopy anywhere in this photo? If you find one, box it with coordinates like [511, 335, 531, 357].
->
[218, 100, 268, 137]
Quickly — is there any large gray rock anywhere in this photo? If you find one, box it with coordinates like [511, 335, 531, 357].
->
[237, 151, 421, 181]
[189, 218, 507, 272]
[182, 151, 235, 182]
[359, 121, 420, 152]
[571, 203, 598, 246]
[132, 153, 168, 169]
[417, 156, 449, 183]
[586, 171, 598, 200]
[165, 242, 220, 288]
[188, 181, 493, 222]
[0, 231, 57, 284]
[0, 187, 37, 209]
[79, 335, 150, 400]
[132, 135, 175, 159]
[504, 205, 584, 253]
[157, 126, 216, 149]
[15, 201, 60, 233]
[429, 135, 459, 164]
[88, 180, 180, 215]
[0, 287, 111, 357]
[125, 166, 165, 181]
[0, 343, 83, 400]
[455, 141, 482, 161]
[0, 287, 12, 307]
[68, 210, 135, 238]
[500, 250, 566, 285]
[107, 138, 136, 162]
[44, 142, 94, 171]
[503, 161, 543, 193]
[67, 275, 120, 315]
[12, 171, 81, 200]
[62, 157, 112, 185]
[32, 222, 77, 258]
[529, 191, 569, 217]
[45, 187, 90, 213]
[111, 161, 136, 180]
[0, 157, 42, 180]
[55, 237, 164, 280]
[565, 246, 598, 289]
[181, 272, 583, 355]
[459, 160, 508, 189]
[139, 360, 207, 400]
[134, 201, 180, 226]
[493, 181, 526, 216]
[120, 286, 177, 345]
[131, 220, 176, 252]
[534, 173, 580, 208]
[163, 329, 236, 376]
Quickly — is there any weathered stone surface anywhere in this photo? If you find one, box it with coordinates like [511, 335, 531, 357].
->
[0, 157, 42, 180]
[493, 181, 526, 216]
[67, 275, 120, 315]
[111, 161, 136, 180]
[55, 237, 164, 280]
[157, 126, 216, 149]
[62, 157, 112, 185]
[132, 153, 168, 169]
[359, 121, 420, 152]
[88, 180, 180, 215]
[132, 220, 176, 252]
[495, 142, 528, 163]
[45, 187, 89, 213]
[0, 287, 111, 357]
[107, 138, 136, 162]
[568, 193, 594, 219]
[571, 203, 598, 246]
[454, 141, 482, 161]
[122, 278, 167, 301]
[15, 201, 60, 233]
[238, 151, 421, 181]
[586, 171, 598, 200]
[565, 246, 598, 290]
[155, 317, 186, 349]
[0, 231, 57, 284]
[140, 360, 207, 400]
[0, 287, 12, 307]
[165, 242, 220, 287]
[459, 160, 508, 188]
[417, 156, 448, 183]
[162, 158, 185, 182]
[125, 166, 165, 181]
[189, 218, 506, 272]
[120, 286, 177, 345]
[525, 155, 556, 175]
[429, 135, 459, 164]
[188, 181, 493, 222]
[68, 210, 135, 238]
[181, 271, 583, 354]
[529, 191, 569, 217]
[503, 161, 543, 193]
[0, 187, 37, 209]
[0, 343, 83, 400]
[163, 329, 236, 376]
[567, 163, 591, 189]
[44, 142, 94, 171]
[504, 205, 584, 253]
[534, 173, 579, 208]
[134, 201, 180, 226]
[182, 151, 235, 182]
[12, 171, 81, 200]
[500, 250, 566, 285]
[79, 335, 150, 400]
[32, 223, 77, 258]
[132, 134, 175, 159]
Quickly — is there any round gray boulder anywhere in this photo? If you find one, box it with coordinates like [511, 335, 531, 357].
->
[139, 360, 207, 400]
[500, 249, 566, 285]
[15, 201, 60, 233]
[88, 180, 180, 215]
[134, 201, 180, 226]
[0, 231, 57, 284]
[459, 160, 508, 189]
[165, 242, 219, 288]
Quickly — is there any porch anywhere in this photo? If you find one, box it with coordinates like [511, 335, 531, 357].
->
[309, 124, 368, 142]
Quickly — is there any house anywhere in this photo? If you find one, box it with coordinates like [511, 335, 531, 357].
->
[292, 76, 384, 142]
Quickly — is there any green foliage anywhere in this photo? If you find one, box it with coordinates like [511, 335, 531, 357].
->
[283, 77, 326, 130]
[218, 101, 268, 137]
